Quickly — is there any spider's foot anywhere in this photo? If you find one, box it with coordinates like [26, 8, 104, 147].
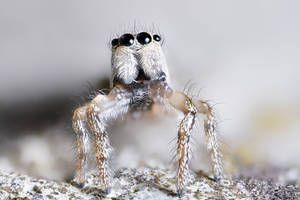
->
[177, 189, 183, 198]
[75, 182, 85, 189]
[103, 187, 111, 195]
[214, 176, 222, 183]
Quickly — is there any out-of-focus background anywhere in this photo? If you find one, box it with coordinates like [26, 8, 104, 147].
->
[0, 0, 299, 181]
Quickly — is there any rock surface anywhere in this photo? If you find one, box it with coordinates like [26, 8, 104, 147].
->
[0, 167, 299, 200]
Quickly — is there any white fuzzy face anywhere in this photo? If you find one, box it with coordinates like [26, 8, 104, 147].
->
[110, 32, 170, 87]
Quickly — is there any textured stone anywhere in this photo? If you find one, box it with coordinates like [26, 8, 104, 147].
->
[0, 167, 299, 200]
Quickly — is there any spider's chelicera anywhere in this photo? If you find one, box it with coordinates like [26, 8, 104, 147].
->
[73, 32, 224, 197]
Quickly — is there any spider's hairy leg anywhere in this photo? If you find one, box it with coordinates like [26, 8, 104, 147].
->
[167, 91, 197, 197]
[72, 106, 90, 187]
[86, 85, 131, 193]
[194, 100, 223, 181]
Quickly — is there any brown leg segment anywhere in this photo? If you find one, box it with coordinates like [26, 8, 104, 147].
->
[168, 91, 223, 197]
[168, 91, 197, 197]
[195, 100, 223, 181]
[87, 104, 112, 192]
[72, 106, 90, 187]
[86, 87, 131, 193]
[177, 111, 196, 197]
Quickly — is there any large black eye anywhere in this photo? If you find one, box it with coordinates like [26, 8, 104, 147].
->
[111, 38, 118, 47]
[137, 32, 152, 45]
[153, 34, 161, 42]
[119, 33, 134, 46]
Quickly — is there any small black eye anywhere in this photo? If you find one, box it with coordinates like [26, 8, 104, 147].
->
[111, 38, 119, 47]
[153, 34, 161, 42]
[137, 32, 152, 45]
[119, 33, 134, 46]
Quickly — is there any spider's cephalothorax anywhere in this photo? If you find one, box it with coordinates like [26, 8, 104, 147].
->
[110, 32, 169, 112]
[72, 31, 223, 197]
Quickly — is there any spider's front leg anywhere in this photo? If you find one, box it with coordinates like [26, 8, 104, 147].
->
[167, 91, 223, 197]
[73, 85, 131, 193]
[167, 91, 197, 197]
[73, 106, 90, 187]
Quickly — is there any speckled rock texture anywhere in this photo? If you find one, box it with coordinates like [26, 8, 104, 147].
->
[0, 167, 299, 200]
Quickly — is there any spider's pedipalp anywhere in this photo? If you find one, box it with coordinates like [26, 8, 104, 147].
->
[138, 41, 170, 84]
[111, 46, 139, 87]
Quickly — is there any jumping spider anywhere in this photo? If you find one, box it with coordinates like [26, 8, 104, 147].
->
[72, 31, 223, 197]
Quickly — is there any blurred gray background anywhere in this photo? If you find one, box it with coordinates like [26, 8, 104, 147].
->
[0, 0, 300, 181]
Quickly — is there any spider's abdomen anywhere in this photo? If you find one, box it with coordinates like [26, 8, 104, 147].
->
[128, 83, 154, 112]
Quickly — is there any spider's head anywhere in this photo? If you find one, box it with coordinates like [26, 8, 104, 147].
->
[110, 32, 169, 87]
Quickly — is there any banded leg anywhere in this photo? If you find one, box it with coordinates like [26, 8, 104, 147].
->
[194, 100, 223, 181]
[72, 106, 90, 186]
[168, 91, 197, 197]
[86, 86, 131, 193]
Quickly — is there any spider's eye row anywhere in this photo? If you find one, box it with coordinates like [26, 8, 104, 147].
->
[153, 34, 161, 42]
[137, 32, 152, 45]
[119, 33, 134, 46]
[115, 32, 161, 47]
[111, 38, 119, 47]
